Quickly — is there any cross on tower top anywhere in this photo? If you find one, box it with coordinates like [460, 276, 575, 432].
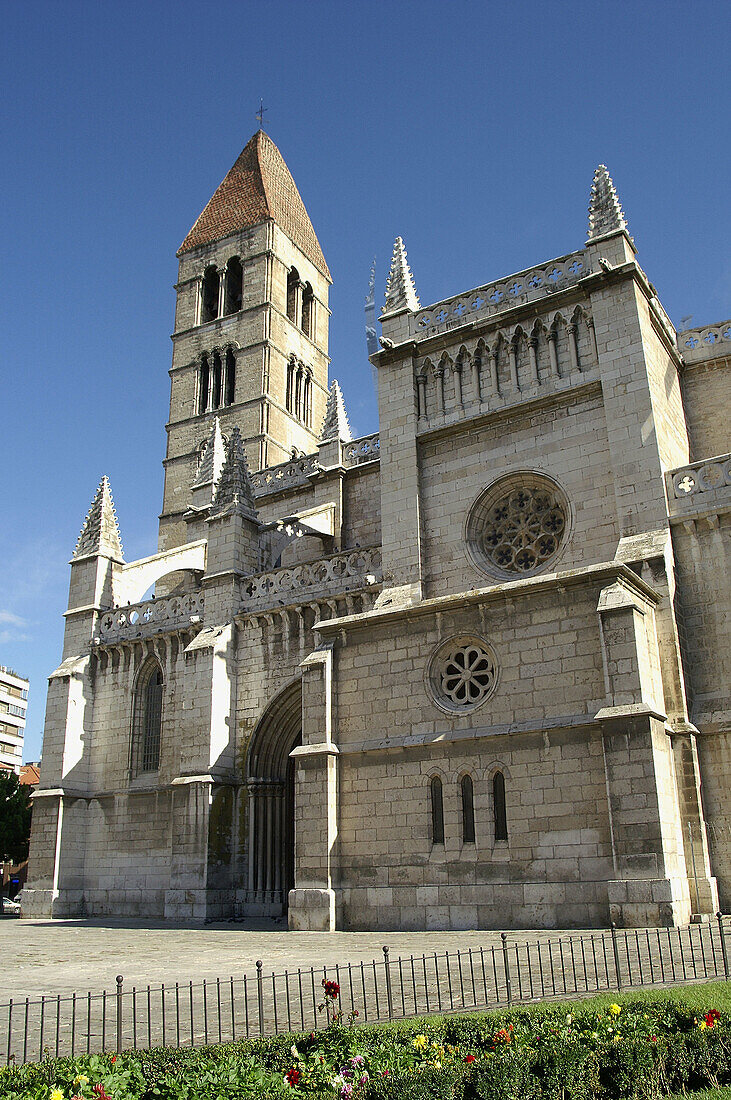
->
[256, 99, 268, 129]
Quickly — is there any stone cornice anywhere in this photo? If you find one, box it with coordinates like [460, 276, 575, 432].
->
[315, 559, 660, 637]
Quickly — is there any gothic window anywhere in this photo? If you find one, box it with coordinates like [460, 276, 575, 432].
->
[461, 774, 475, 844]
[287, 267, 300, 323]
[224, 257, 243, 315]
[303, 369, 312, 427]
[302, 282, 314, 338]
[200, 266, 220, 324]
[225, 348, 236, 405]
[466, 473, 569, 579]
[212, 350, 223, 409]
[427, 635, 498, 714]
[493, 771, 508, 842]
[286, 357, 295, 413]
[198, 354, 210, 414]
[131, 661, 163, 776]
[430, 775, 444, 845]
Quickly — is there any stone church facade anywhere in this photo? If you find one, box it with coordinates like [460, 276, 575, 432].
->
[25, 131, 731, 930]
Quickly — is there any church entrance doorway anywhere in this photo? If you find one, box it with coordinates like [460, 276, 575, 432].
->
[245, 680, 302, 915]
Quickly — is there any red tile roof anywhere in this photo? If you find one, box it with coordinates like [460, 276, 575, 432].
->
[178, 131, 331, 280]
[19, 763, 40, 786]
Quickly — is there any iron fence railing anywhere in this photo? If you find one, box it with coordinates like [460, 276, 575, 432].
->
[3, 916, 730, 1065]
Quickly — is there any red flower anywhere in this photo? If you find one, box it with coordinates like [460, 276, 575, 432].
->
[110, 1055, 117, 1064]
[92, 1087, 111, 1100]
[464, 1054, 476, 1063]
[322, 979, 340, 999]
[284, 1067, 301, 1085]
[706, 1009, 721, 1027]
[650, 1035, 658, 1043]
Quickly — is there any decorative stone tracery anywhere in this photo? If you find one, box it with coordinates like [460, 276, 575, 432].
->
[466, 474, 569, 578]
[427, 634, 498, 714]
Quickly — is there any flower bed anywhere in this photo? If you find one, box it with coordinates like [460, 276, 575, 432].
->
[3, 986, 731, 1099]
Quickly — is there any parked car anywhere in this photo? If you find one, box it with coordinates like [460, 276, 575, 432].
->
[1, 896, 21, 917]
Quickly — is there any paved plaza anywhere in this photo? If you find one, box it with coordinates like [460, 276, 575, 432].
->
[3, 918, 587, 1001]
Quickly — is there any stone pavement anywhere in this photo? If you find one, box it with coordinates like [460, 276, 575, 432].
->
[3, 918, 591, 1000]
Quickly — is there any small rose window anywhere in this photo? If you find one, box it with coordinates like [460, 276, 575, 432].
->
[428, 635, 498, 713]
[467, 474, 569, 578]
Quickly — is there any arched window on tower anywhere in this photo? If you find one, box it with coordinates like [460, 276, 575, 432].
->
[212, 350, 223, 409]
[224, 257, 243, 315]
[287, 267, 300, 324]
[302, 282, 314, 338]
[200, 266, 220, 324]
[225, 348, 236, 406]
[493, 771, 508, 842]
[198, 354, 210, 414]
[430, 776, 444, 845]
[461, 774, 475, 844]
[131, 660, 163, 776]
[303, 370, 312, 427]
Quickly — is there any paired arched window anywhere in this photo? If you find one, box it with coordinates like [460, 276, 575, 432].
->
[131, 661, 163, 776]
[461, 775, 475, 844]
[286, 268, 316, 338]
[493, 770, 508, 842]
[198, 348, 237, 414]
[430, 776, 444, 844]
[199, 258, 243, 324]
[286, 357, 312, 427]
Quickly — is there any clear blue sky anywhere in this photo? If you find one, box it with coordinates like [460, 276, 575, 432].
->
[2, 1, 729, 762]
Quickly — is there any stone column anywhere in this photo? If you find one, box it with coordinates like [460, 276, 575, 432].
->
[490, 348, 500, 394]
[586, 315, 598, 362]
[529, 337, 540, 385]
[547, 329, 560, 377]
[470, 353, 482, 405]
[508, 342, 519, 391]
[416, 374, 428, 423]
[433, 366, 445, 416]
[567, 322, 580, 372]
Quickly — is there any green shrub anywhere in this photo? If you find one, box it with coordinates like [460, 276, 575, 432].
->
[363, 1064, 464, 1099]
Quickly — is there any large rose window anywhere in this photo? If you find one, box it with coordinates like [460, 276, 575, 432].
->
[466, 475, 569, 578]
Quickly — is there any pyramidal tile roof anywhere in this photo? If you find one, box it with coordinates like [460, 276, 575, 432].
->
[587, 165, 629, 241]
[320, 379, 353, 443]
[178, 130, 331, 279]
[73, 476, 124, 561]
[383, 236, 420, 314]
[192, 417, 226, 491]
[211, 427, 258, 518]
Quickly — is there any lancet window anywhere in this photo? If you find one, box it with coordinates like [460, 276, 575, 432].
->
[461, 774, 476, 844]
[302, 282, 314, 338]
[430, 775, 444, 845]
[287, 267, 300, 323]
[131, 660, 163, 776]
[493, 771, 508, 842]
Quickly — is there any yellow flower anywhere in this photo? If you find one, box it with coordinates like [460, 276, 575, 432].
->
[50, 1090, 65, 1100]
[699, 1020, 708, 1030]
[613, 1034, 622, 1043]
[72, 1077, 89, 1089]
[413, 1034, 428, 1050]
[609, 1003, 621, 1016]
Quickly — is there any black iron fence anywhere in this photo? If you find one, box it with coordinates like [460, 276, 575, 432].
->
[3, 916, 730, 1065]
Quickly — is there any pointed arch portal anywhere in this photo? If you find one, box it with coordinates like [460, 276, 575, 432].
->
[245, 680, 302, 913]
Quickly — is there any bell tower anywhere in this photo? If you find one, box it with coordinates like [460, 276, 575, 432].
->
[158, 130, 332, 556]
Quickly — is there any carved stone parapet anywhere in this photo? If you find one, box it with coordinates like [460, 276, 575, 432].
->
[667, 455, 731, 520]
[239, 547, 382, 611]
[97, 592, 204, 643]
[342, 433, 380, 467]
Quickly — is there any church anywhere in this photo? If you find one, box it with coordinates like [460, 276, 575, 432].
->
[25, 130, 731, 930]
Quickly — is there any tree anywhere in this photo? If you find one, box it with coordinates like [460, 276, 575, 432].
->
[0, 770, 32, 864]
